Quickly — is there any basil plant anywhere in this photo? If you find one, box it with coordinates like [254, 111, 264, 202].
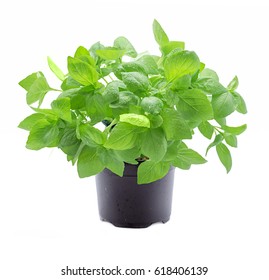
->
[18, 20, 247, 184]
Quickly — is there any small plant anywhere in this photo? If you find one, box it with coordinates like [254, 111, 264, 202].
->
[18, 20, 247, 184]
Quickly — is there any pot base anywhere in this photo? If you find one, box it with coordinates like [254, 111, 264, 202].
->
[96, 163, 175, 228]
[99, 217, 170, 228]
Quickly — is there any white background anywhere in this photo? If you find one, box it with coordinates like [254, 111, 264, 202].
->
[0, 0, 268, 279]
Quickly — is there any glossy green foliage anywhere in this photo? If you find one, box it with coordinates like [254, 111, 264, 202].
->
[18, 20, 247, 184]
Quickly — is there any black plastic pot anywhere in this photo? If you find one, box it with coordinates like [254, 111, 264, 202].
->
[95, 163, 175, 228]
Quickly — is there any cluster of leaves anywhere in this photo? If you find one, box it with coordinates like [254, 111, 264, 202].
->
[18, 20, 247, 184]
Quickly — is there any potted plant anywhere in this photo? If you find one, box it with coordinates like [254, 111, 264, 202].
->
[18, 20, 247, 228]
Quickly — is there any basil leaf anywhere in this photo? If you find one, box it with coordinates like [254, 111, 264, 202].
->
[177, 148, 207, 164]
[216, 143, 232, 173]
[51, 98, 72, 122]
[104, 123, 145, 150]
[177, 89, 213, 122]
[161, 108, 192, 140]
[114, 147, 141, 165]
[141, 128, 167, 162]
[122, 72, 149, 95]
[161, 41, 185, 55]
[26, 120, 59, 150]
[137, 160, 170, 184]
[232, 91, 247, 114]
[198, 121, 214, 139]
[47, 57, 65, 81]
[110, 91, 139, 108]
[152, 19, 169, 47]
[222, 124, 247, 135]
[79, 124, 106, 146]
[19, 72, 51, 106]
[224, 134, 237, 147]
[212, 91, 236, 118]
[227, 76, 239, 91]
[18, 113, 46, 131]
[120, 113, 150, 128]
[77, 146, 104, 178]
[199, 68, 219, 80]
[193, 77, 227, 95]
[164, 50, 200, 82]
[99, 148, 124, 176]
[67, 56, 98, 86]
[96, 48, 125, 60]
[136, 55, 159, 75]
[206, 134, 223, 155]
[114, 36, 137, 58]
[141, 96, 163, 115]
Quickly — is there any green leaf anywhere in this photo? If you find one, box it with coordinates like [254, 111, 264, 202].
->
[141, 128, 167, 161]
[122, 72, 149, 95]
[77, 146, 104, 178]
[162, 90, 179, 106]
[152, 19, 169, 47]
[232, 91, 247, 114]
[224, 134, 237, 147]
[148, 114, 163, 128]
[172, 157, 191, 170]
[104, 123, 145, 150]
[79, 123, 105, 146]
[171, 75, 192, 90]
[59, 127, 78, 147]
[110, 91, 139, 108]
[19, 72, 41, 91]
[199, 68, 219, 80]
[61, 76, 81, 90]
[19, 72, 51, 106]
[137, 160, 170, 184]
[161, 41, 185, 55]
[51, 98, 72, 122]
[47, 57, 65, 81]
[95, 48, 125, 60]
[163, 141, 180, 161]
[216, 143, 232, 173]
[136, 55, 159, 75]
[67, 56, 98, 86]
[141, 96, 163, 115]
[193, 77, 227, 95]
[177, 89, 213, 122]
[103, 81, 120, 103]
[89, 41, 105, 61]
[177, 148, 207, 164]
[164, 50, 200, 82]
[120, 113, 150, 128]
[98, 148, 124, 176]
[114, 146, 141, 165]
[74, 46, 90, 57]
[18, 113, 46, 131]
[227, 76, 239, 91]
[206, 134, 223, 155]
[198, 121, 214, 139]
[212, 91, 236, 118]
[114, 36, 137, 58]
[161, 108, 192, 140]
[222, 124, 247, 135]
[26, 120, 59, 150]
[172, 144, 207, 170]
[118, 62, 147, 77]
[86, 93, 111, 124]
[74, 46, 96, 66]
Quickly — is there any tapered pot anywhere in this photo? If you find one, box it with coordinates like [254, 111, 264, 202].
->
[95, 163, 175, 228]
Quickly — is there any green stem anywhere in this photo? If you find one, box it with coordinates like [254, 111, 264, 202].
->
[50, 88, 62, 92]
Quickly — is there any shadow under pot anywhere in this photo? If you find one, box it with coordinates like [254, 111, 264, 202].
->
[95, 163, 175, 228]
